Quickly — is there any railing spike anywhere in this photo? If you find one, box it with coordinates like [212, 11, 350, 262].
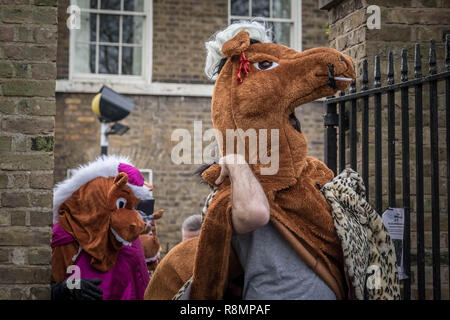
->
[414, 43, 422, 79]
[362, 59, 368, 91]
[374, 55, 381, 88]
[401, 48, 408, 82]
[445, 34, 450, 71]
[388, 51, 395, 85]
[429, 39, 437, 75]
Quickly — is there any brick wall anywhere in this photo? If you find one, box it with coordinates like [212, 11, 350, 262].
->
[323, 0, 450, 299]
[302, 0, 329, 50]
[0, 0, 57, 299]
[295, 101, 326, 160]
[152, 0, 227, 84]
[327, 0, 450, 83]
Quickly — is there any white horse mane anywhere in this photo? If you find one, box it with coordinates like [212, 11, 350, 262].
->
[204, 21, 273, 80]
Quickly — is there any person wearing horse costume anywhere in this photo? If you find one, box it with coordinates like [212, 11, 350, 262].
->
[51, 155, 157, 300]
[146, 22, 359, 300]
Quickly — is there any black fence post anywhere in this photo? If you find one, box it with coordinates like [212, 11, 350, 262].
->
[361, 60, 369, 200]
[414, 43, 426, 300]
[349, 79, 357, 170]
[387, 51, 396, 208]
[445, 33, 450, 301]
[339, 92, 347, 173]
[324, 101, 338, 175]
[374, 55, 383, 215]
[401, 48, 411, 300]
[428, 39, 441, 300]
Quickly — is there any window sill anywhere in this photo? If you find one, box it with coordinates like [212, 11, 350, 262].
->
[55, 80, 326, 102]
[55, 79, 214, 97]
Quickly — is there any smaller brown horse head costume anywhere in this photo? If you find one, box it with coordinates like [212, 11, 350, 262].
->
[145, 22, 355, 300]
[51, 155, 154, 281]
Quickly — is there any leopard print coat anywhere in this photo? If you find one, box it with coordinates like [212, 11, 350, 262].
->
[320, 168, 401, 300]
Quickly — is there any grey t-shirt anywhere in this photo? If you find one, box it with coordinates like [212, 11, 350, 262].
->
[231, 222, 336, 300]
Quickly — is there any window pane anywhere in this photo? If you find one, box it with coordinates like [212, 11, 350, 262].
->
[98, 45, 118, 74]
[272, 22, 291, 46]
[122, 16, 143, 44]
[122, 46, 142, 75]
[77, 0, 97, 9]
[231, 0, 249, 16]
[90, 44, 96, 73]
[75, 12, 96, 43]
[272, 0, 291, 19]
[124, 0, 144, 12]
[252, 0, 269, 17]
[99, 14, 120, 43]
[101, 0, 120, 10]
[74, 43, 95, 73]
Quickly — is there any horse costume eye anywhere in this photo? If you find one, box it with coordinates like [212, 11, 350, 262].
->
[116, 197, 127, 209]
[254, 61, 278, 71]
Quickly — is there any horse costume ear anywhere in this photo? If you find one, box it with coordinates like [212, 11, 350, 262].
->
[113, 172, 129, 187]
[153, 209, 164, 220]
[109, 172, 129, 201]
[221, 30, 250, 58]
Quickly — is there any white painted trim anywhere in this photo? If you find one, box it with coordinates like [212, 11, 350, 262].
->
[143, 0, 153, 85]
[54, 80, 324, 101]
[294, 0, 302, 52]
[55, 80, 214, 97]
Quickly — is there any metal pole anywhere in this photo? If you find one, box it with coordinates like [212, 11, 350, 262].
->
[101, 121, 109, 155]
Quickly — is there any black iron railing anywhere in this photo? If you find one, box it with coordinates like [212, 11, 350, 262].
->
[323, 36, 450, 300]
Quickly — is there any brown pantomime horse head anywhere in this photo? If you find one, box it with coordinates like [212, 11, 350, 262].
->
[209, 29, 354, 185]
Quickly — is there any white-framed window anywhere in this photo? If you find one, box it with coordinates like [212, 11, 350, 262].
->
[228, 0, 302, 51]
[69, 0, 152, 83]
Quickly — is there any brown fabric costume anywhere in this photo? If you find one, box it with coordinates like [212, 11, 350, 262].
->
[52, 173, 149, 282]
[140, 209, 164, 273]
[145, 30, 355, 300]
